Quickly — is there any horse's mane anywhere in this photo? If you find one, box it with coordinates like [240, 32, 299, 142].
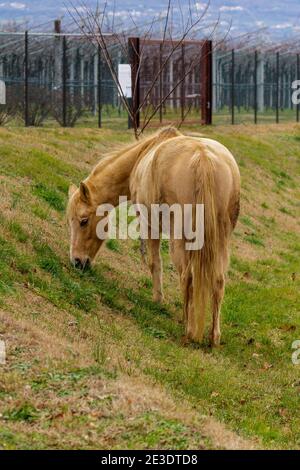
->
[91, 126, 182, 177]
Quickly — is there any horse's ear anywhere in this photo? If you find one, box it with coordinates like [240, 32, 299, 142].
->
[79, 182, 91, 204]
[68, 184, 77, 199]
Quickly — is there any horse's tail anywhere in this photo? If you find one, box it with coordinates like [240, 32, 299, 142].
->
[187, 146, 218, 343]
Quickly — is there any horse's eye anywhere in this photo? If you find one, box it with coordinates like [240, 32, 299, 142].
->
[80, 218, 89, 227]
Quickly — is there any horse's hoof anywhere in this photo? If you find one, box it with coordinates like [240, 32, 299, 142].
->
[180, 335, 191, 346]
[153, 294, 164, 303]
[210, 335, 221, 348]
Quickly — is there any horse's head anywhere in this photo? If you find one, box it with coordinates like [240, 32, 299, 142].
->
[67, 182, 104, 270]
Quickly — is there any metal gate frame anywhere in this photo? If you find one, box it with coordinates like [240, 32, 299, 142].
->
[128, 37, 212, 127]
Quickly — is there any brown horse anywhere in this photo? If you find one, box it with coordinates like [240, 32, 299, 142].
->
[67, 127, 240, 346]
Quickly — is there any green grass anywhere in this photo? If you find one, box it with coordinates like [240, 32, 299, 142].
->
[32, 183, 65, 212]
[0, 124, 299, 449]
[7, 221, 29, 243]
[244, 234, 265, 247]
[3, 403, 40, 423]
[106, 239, 121, 253]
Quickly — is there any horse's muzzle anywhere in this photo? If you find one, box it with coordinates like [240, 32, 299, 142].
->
[73, 258, 90, 270]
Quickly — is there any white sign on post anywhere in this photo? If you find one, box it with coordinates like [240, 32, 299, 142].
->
[0, 80, 6, 105]
[118, 64, 132, 98]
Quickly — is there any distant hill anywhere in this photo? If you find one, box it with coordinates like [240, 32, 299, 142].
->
[0, 0, 299, 41]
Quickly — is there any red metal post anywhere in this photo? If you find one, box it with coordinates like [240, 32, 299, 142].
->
[54, 19, 61, 34]
[181, 44, 185, 123]
[201, 40, 212, 125]
[128, 37, 140, 129]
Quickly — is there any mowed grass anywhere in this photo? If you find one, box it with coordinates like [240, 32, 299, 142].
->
[0, 124, 299, 449]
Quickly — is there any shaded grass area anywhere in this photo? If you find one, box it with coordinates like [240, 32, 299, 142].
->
[0, 124, 299, 449]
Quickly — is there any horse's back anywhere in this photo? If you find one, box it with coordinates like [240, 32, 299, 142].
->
[130, 135, 240, 224]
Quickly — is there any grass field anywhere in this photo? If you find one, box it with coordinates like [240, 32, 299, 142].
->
[0, 123, 299, 449]
[5, 104, 298, 130]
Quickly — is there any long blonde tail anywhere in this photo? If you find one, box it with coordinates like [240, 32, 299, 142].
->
[188, 147, 218, 342]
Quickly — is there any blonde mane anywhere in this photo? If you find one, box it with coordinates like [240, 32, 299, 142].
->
[90, 127, 182, 178]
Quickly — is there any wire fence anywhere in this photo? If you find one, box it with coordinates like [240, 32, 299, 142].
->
[138, 39, 205, 126]
[213, 48, 300, 125]
[0, 31, 299, 128]
[0, 31, 127, 128]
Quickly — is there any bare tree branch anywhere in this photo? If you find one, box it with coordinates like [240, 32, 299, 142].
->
[67, 0, 226, 138]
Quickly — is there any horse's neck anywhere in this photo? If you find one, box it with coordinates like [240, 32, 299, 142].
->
[87, 128, 181, 206]
[88, 141, 147, 206]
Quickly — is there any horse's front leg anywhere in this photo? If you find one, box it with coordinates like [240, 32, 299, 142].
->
[147, 238, 164, 303]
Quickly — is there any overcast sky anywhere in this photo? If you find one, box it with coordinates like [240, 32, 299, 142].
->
[1, 0, 300, 40]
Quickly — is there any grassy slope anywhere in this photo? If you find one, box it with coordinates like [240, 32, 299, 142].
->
[0, 124, 299, 450]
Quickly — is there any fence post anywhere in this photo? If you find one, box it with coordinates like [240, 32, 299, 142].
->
[276, 52, 279, 124]
[297, 54, 299, 123]
[128, 37, 140, 130]
[159, 42, 163, 123]
[231, 48, 235, 125]
[201, 40, 212, 125]
[181, 44, 185, 123]
[254, 50, 258, 124]
[98, 44, 102, 128]
[24, 30, 29, 127]
[53, 19, 62, 92]
[62, 35, 67, 127]
[54, 19, 61, 34]
[169, 58, 174, 109]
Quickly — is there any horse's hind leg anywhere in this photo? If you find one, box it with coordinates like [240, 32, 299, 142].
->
[170, 239, 193, 334]
[148, 238, 163, 303]
[211, 274, 224, 347]
[211, 242, 229, 347]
